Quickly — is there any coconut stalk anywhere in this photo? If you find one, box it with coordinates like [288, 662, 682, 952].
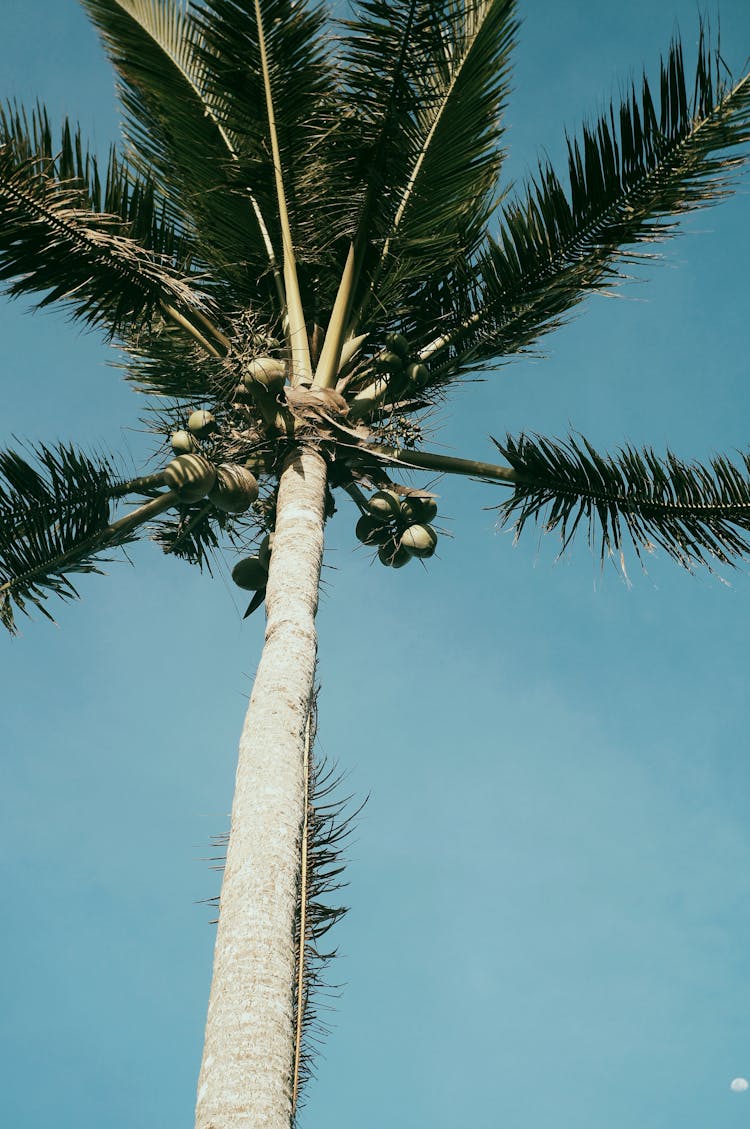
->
[195, 444, 328, 1129]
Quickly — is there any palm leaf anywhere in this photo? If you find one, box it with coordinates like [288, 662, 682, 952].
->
[81, 0, 281, 303]
[495, 432, 750, 572]
[1, 100, 195, 261]
[0, 443, 127, 632]
[0, 102, 211, 333]
[122, 321, 228, 398]
[195, 0, 339, 275]
[422, 29, 750, 379]
[342, 0, 518, 324]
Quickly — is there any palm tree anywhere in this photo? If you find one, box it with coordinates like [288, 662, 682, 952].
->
[3, 1, 750, 1126]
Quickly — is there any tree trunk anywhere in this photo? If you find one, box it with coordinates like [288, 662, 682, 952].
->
[195, 445, 328, 1129]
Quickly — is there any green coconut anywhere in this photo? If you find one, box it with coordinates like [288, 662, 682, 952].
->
[367, 489, 402, 523]
[163, 454, 216, 501]
[400, 523, 438, 558]
[405, 362, 429, 385]
[170, 429, 198, 455]
[385, 332, 410, 358]
[187, 409, 217, 438]
[243, 356, 286, 389]
[231, 556, 268, 591]
[258, 532, 274, 569]
[208, 465, 259, 513]
[374, 350, 405, 374]
[400, 495, 438, 524]
[378, 541, 412, 568]
[355, 514, 391, 545]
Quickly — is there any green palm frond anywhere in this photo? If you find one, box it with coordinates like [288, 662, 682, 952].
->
[152, 500, 223, 568]
[82, 0, 281, 302]
[342, 0, 518, 323]
[0, 443, 127, 632]
[1, 101, 194, 262]
[121, 317, 229, 397]
[195, 0, 340, 273]
[495, 433, 750, 572]
[421, 29, 750, 379]
[0, 102, 211, 333]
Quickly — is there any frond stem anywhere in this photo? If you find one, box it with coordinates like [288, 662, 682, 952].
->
[254, 0, 311, 383]
[369, 443, 519, 483]
[162, 303, 224, 358]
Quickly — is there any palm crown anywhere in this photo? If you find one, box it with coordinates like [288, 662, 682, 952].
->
[3, 0, 750, 632]
[4, 2, 750, 1125]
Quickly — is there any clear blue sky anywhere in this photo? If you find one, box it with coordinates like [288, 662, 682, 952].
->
[2, 3, 750, 1128]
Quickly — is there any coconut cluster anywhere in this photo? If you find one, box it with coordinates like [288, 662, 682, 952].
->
[356, 488, 438, 567]
[165, 404, 273, 515]
[375, 332, 429, 387]
[163, 452, 260, 512]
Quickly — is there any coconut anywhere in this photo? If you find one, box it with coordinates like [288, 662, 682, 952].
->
[258, 532, 274, 569]
[163, 454, 216, 501]
[231, 556, 268, 591]
[374, 350, 404, 374]
[405, 362, 429, 385]
[400, 523, 438, 558]
[400, 496, 438, 524]
[355, 515, 391, 545]
[378, 541, 412, 568]
[385, 332, 410, 358]
[187, 409, 217, 438]
[208, 465, 259, 513]
[243, 356, 286, 389]
[367, 489, 402, 523]
[170, 429, 198, 455]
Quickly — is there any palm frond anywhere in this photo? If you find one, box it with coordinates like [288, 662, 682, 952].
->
[342, 0, 518, 323]
[1, 101, 195, 260]
[0, 443, 127, 632]
[423, 28, 750, 378]
[495, 432, 750, 572]
[82, 0, 281, 302]
[121, 317, 229, 397]
[152, 499, 228, 568]
[195, 0, 339, 274]
[0, 101, 211, 333]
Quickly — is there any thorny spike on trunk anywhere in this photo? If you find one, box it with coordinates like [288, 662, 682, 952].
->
[198, 684, 363, 1124]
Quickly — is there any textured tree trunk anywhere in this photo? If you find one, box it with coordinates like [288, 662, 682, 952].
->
[195, 445, 328, 1129]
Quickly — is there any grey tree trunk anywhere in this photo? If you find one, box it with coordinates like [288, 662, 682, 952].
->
[195, 445, 328, 1129]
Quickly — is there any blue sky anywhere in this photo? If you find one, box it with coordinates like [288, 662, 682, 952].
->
[2, 3, 750, 1128]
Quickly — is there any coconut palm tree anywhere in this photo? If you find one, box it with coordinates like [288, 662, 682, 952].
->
[3, 1, 750, 1126]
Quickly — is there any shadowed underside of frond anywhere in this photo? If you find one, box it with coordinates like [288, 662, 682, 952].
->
[81, 0, 275, 298]
[495, 433, 750, 572]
